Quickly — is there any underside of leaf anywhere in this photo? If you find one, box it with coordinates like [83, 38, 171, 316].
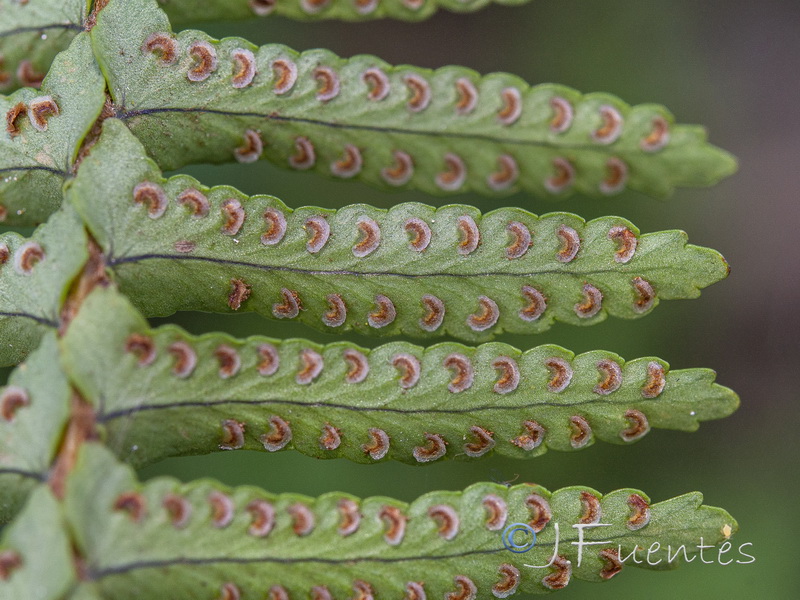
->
[91, 0, 737, 199]
[160, 0, 533, 24]
[0, 0, 88, 93]
[60, 287, 738, 468]
[69, 119, 730, 343]
[46, 444, 738, 598]
[0, 486, 76, 599]
[0, 334, 72, 523]
[0, 203, 89, 366]
[0, 31, 107, 226]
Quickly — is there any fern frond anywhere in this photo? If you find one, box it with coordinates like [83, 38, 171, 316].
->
[160, 0, 532, 24]
[91, 0, 737, 199]
[0, 334, 72, 523]
[0, 32, 106, 226]
[0, 485, 76, 599]
[35, 444, 736, 598]
[0, 204, 89, 366]
[59, 287, 738, 468]
[69, 120, 729, 342]
[0, 0, 88, 93]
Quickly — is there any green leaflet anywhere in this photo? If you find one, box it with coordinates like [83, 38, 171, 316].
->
[56, 444, 738, 597]
[0, 203, 89, 366]
[0, 0, 531, 102]
[0, 0, 88, 93]
[0, 485, 76, 600]
[0, 334, 72, 524]
[63, 587, 104, 600]
[92, 0, 736, 199]
[0, 32, 106, 227]
[159, 0, 532, 24]
[61, 287, 738, 468]
[70, 120, 729, 342]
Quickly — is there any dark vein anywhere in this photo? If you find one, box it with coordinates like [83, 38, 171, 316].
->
[91, 547, 505, 579]
[117, 107, 607, 152]
[0, 166, 70, 178]
[98, 395, 661, 423]
[0, 468, 46, 481]
[0, 23, 83, 38]
[0, 311, 59, 328]
[107, 253, 635, 279]
[89, 526, 678, 580]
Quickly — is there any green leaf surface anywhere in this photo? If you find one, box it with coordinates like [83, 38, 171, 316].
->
[71, 120, 729, 343]
[0, 334, 72, 524]
[61, 287, 738, 468]
[62, 444, 738, 598]
[0, 204, 89, 366]
[64, 586, 104, 600]
[0, 0, 87, 93]
[92, 0, 736, 199]
[0, 32, 106, 226]
[160, 0, 531, 24]
[0, 485, 76, 600]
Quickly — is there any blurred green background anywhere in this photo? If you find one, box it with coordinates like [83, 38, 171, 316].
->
[97, 0, 800, 597]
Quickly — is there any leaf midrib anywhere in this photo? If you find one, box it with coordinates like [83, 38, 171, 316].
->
[107, 253, 681, 279]
[117, 107, 637, 154]
[97, 393, 669, 422]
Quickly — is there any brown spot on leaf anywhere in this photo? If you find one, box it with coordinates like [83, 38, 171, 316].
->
[125, 333, 156, 366]
[379, 505, 407, 545]
[497, 87, 522, 125]
[419, 294, 445, 331]
[455, 77, 478, 115]
[511, 420, 545, 451]
[569, 415, 592, 448]
[227, 278, 251, 311]
[113, 491, 146, 522]
[187, 41, 217, 82]
[362, 427, 390, 460]
[493, 564, 521, 598]
[641, 361, 666, 398]
[444, 575, 477, 600]
[524, 493, 552, 533]
[413, 432, 447, 463]
[444, 353, 473, 393]
[1, 386, 29, 422]
[337, 498, 360, 536]
[142, 33, 177, 64]
[314, 66, 340, 102]
[464, 425, 495, 457]
[0, 551, 22, 581]
[163, 493, 192, 529]
[542, 555, 572, 590]
[260, 415, 292, 451]
[579, 491, 602, 525]
[319, 423, 342, 450]
[594, 359, 622, 395]
[6, 102, 27, 137]
[287, 502, 315, 536]
[259, 415, 292, 452]
[621, 409, 650, 442]
[219, 419, 245, 450]
[467, 296, 500, 331]
[404, 74, 431, 112]
[428, 504, 459, 540]
[627, 493, 651, 530]
[482, 494, 508, 531]
[599, 548, 623, 579]
[246, 499, 275, 537]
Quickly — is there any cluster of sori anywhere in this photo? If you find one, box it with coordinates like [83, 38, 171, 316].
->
[0, 0, 739, 598]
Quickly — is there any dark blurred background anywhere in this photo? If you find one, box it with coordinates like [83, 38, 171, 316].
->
[133, 1, 798, 597]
